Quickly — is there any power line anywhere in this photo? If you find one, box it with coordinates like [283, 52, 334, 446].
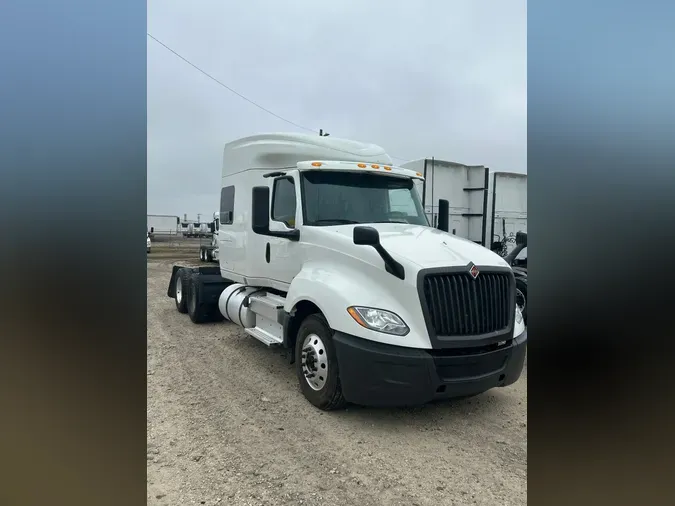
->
[147, 33, 410, 162]
[148, 33, 314, 132]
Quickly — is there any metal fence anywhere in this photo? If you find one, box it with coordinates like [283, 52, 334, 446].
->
[149, 232, 212, 250]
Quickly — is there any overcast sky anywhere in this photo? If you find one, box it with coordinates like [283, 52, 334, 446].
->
[148, 0, 526, 219]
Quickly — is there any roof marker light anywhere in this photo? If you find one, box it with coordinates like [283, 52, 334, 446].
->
[384, 166, 392, 171]
[371, 164, 380, 169]
[357, 163, 366, 168]
[416, 172, 423, 177]
[311, 162, 322, 167]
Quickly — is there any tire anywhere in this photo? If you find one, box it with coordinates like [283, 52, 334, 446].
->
[174, 268, 191, 314]
[294, 314, 347, 411]
[187, 274, 211, 324]
[206, 249, 213, 262]
[199, 247, 205, 262]
[515, 279, 527, 325]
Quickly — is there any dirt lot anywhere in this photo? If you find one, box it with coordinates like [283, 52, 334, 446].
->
[147, 251, 527, 506]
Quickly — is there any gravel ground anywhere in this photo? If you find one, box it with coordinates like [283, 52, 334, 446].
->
[147, 255, 527, 506]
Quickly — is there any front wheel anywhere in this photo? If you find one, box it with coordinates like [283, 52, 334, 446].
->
[294, 314, 347, 411]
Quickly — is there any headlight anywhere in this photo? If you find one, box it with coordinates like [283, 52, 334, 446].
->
[515, 306, 523, 325]
[347, 306, 409, 336]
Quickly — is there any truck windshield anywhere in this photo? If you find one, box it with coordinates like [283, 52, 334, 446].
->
[301, 171, 429, 227]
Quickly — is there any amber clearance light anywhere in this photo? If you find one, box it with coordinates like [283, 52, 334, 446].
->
[347, 307, 367, 327]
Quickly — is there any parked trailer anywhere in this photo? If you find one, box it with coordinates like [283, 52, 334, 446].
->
[147, 214, 180, 235]
[486, 172, 527, 256]
[401, 159, 527, 255]
[167, 133, 526, 411]
[402, 158, 489, 244]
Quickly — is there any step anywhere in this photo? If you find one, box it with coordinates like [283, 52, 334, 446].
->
[248, 293, 287, 321]
[245, 326, 283, 347]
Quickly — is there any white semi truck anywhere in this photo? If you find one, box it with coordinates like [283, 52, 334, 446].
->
[168, 133, 527, 410]
[199, 211, 220, 262]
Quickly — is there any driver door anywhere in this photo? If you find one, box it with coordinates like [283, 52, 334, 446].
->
[267, 174, 302, 287]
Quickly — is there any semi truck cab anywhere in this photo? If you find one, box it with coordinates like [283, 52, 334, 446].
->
[168, 133, 526, 410]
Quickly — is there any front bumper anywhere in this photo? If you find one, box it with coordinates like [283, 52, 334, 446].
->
[332, 330, 527, 407]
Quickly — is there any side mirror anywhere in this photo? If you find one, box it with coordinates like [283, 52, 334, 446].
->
[437, 199, 449, 232]
[353, 226, 380, 246]
[353, 226, 404, 279]
[209, 222, 215, 233]
[252, 186, 271, 234]
[516, 231, 527, 247]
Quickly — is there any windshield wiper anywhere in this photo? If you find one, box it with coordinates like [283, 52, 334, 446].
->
[372, 219, 409, 224]
[312, 219, 360, 225]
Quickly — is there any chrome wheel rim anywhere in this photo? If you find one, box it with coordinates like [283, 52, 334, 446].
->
[301, 333, 328, 391]
[176, 276, 183, 304]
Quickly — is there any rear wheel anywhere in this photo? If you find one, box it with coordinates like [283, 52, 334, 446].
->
[294, 314, 347, 411]
[187, 274, 211, 324]
[174, 268, 191, 313]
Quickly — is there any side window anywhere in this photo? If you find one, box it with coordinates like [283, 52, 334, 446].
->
[271, 177, 297, 227]
[220, 185, 235, 225]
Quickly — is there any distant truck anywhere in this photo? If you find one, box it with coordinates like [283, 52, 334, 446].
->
[167, 133, 526, 411]
[199, 212, 220, 262]
[184, 222, 210, 238]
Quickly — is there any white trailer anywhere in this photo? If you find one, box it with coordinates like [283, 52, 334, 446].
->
[167, 133, 526, 411]
[402, 158, 490, 245]
[147, 214, 180, 235]
[401, 159, 527, 254]
[487, 172, 527, 256]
